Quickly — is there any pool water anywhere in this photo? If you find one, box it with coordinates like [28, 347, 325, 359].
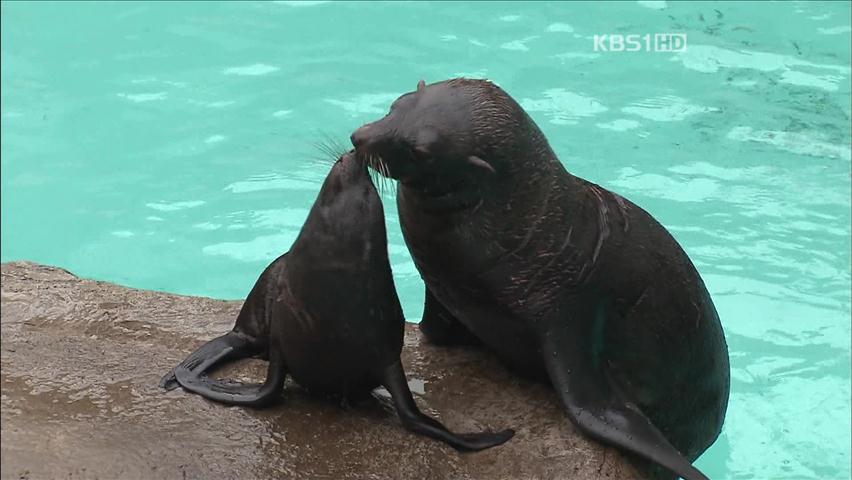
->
[2, 1, 850, 478]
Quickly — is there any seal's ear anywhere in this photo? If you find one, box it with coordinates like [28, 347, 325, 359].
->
[417, 79, 426, 92]
[467, 155, 496, 174]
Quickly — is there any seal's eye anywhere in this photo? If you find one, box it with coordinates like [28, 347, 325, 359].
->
[412, 126, 440, 159]
[410, 144, 429, 161]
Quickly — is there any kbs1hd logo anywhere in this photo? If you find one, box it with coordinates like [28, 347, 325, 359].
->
[593, 33, 687, 52]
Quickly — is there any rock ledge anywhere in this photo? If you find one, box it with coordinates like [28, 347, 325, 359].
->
[1, 261, 642, 480]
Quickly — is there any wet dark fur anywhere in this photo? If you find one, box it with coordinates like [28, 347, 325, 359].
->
[160, 150, 513, 452]
[350, 79, 730, 480]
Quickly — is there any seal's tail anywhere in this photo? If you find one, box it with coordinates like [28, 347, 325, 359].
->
[159, 331, 286, 408]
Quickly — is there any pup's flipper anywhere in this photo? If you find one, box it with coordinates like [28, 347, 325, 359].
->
[174, 337, 286, 408]
[160, 331, 256, 391]
[381, 360, 514, 452]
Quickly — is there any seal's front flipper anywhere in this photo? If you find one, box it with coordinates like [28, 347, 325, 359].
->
[160, 331, 256, 391]
[380, 360, 514, 452]
[418, 289, 481, 346]
[540, 301, 709, 480]
[175, 337, 286, 408]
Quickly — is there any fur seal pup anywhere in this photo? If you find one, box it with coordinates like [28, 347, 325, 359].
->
[350, 79, 730, 479]
[160, 150, 514, 452]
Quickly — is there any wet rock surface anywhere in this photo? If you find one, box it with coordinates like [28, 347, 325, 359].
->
[1, 261, 643, 480]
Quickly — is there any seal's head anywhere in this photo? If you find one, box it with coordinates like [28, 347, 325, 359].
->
[297, 149, 385, 249]
[350, 78, 551, 188]
[317, 149, 375, 206]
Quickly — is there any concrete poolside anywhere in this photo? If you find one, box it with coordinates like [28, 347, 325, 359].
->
[0, 261, 643, 480]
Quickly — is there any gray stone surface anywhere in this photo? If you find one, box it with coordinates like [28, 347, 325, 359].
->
[1, 261, 643, 479]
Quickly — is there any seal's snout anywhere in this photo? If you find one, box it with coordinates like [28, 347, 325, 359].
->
[339, 149, 356, 163]
[350, 125, 370, 149]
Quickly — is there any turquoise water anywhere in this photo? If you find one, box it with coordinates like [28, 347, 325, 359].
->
[2, 1, 850, 478]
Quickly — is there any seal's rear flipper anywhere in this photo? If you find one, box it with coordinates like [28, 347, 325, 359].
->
[540, 302, 709, 480]
[380, 360, 514, 452]
[174, 339, 286, 408]
[160, 331, 256, 391]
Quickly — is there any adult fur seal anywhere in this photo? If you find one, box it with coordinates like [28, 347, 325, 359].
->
[350, 79, 730, 480]
[159, 150, 513, 452]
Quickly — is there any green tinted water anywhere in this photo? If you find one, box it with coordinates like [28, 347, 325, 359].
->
[2, 1, 850, 478]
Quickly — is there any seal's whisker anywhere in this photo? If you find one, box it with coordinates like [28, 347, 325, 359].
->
[383, 176, 397, 197]
[373, 155, 396, 197]
[377, 155, 389, 178]
[376, 171, 390, 196]
[367, 154, 384, 194]
[318, 131, 348, 157]
[373, 156, 387, 195]
[362, 153, 395, 197]
[310, 136, 348, 167]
